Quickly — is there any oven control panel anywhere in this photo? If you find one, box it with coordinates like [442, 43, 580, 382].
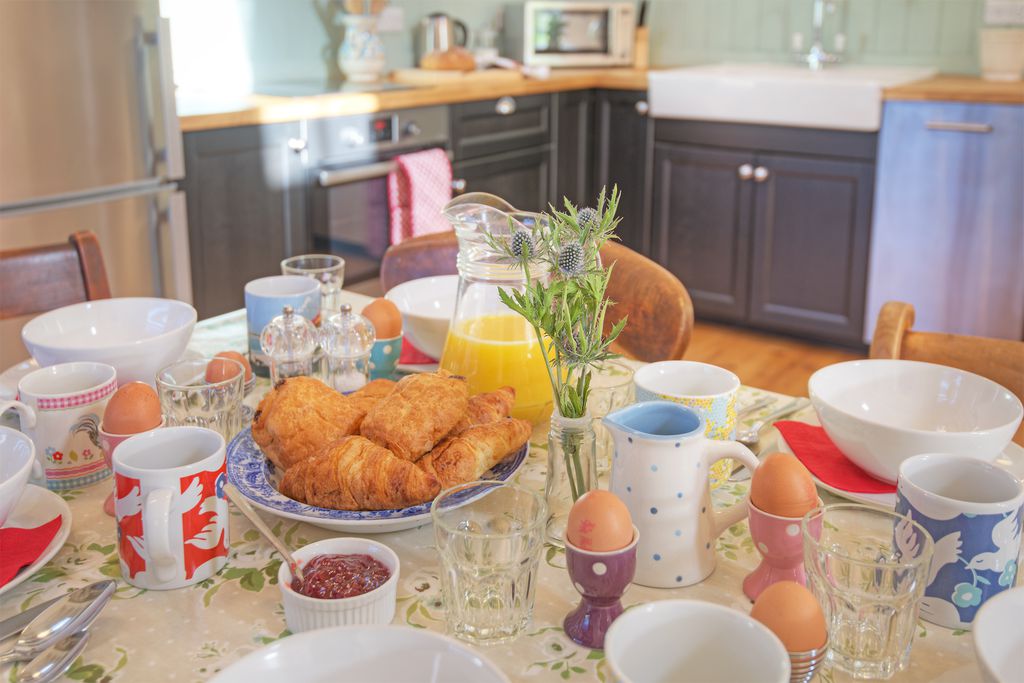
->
[308, 106, 449, 163]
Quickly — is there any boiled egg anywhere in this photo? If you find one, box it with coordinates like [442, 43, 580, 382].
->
[566, 490, 634, 552]
[214, 351, 253, 381]
[750, 452, 818, 518]
[362, 298, 402, 339]
[206, 351, 251, 383]
[102, 382, 162, 435]
[750, 581, 827, 651]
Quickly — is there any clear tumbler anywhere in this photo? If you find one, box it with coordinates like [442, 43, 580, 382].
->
[803, 504, 934, 680]
[281, 254, 345, 316]
[156, 358, 245, 441]
[431, 481, 547, 644]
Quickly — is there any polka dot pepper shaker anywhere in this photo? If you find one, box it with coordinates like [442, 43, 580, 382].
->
[563, 491, 639, 649]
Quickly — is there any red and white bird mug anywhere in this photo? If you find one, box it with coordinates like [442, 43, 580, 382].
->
[112, 426, 229, 590]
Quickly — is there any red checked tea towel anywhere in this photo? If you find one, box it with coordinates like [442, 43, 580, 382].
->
[387, 148, 452, 246]
[0, 515, 62, 587]
[774, 420, 896, 494]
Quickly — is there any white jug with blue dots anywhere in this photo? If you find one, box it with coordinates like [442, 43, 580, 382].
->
[604, 401, 760, 588]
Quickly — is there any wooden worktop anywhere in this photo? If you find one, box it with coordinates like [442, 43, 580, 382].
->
[883, 75, 1024, 105]
[178, 68, 648, 133]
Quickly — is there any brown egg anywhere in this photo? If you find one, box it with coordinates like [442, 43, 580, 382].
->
[103, 382, 162, 435]
[214, 350, 252, 381]
[362, 298, 402, 339]
[751, 581, 827, 651]
[566, 490, 634, 552]
[205, 357, 243, 383]
[750, 452, 818, 518]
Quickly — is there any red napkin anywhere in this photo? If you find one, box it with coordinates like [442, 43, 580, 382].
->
[0, 515, 62, 587]
[774, 421, 896, 494]
[399, 340, 436, 365]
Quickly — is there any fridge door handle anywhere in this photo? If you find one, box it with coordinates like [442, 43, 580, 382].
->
[163, 191, 193, 303]
[156, 18, 185, 181]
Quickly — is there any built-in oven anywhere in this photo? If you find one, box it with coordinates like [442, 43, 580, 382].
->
[505, 1, 636, 67]
[307, 106, 451, 284]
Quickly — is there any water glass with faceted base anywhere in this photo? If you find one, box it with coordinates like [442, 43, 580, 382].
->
[281, 254, 345, 316]
[803, 504, 934, 680]
[156, 359, 244, 442]
[431, 481, 547, 644]
[588, 360, 634, 474]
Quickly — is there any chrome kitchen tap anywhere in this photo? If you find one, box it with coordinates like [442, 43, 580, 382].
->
[799, 0, 841, 70]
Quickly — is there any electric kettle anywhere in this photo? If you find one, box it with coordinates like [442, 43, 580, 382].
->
[415, 13, 469, 65]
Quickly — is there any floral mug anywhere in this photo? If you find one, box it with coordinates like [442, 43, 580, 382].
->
[896, 453, 1023, 629]
[0, 362, 117, 490]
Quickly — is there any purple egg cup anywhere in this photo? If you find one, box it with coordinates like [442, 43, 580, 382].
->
[563, 525, 639, 649]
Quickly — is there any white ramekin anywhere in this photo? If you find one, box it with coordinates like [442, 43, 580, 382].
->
[278, 537, 400, 633]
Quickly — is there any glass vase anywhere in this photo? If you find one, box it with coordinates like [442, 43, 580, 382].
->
[545, 409, 598, 546]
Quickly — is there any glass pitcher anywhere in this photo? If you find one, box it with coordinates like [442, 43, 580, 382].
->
[439, 193, 554, 424]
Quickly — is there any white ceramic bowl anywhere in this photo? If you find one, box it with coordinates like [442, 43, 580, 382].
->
[278, 537, 399, 633]
[0, 425, 36, 527]
[385, 275, 458, 359]
[605, 600, 791, 683]
[22, 298, 197, 385]
[809, 360, 1023, 484]
[211, 625, 510, 683]
[973, 587, 1024, 683]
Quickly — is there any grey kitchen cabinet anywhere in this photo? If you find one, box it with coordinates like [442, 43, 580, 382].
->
[554, 90, 596, 210]
[452, 147, 551, 213]
[653, 119, 876, 345]
[652, 144, 753, 321]
[181, 122, 307, 319]
[596, 89, 652, 255]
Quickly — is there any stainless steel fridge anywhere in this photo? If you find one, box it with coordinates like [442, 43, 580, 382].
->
[0, 0, 189, 367]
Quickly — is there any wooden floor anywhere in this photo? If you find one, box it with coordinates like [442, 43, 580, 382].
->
[683, 321, 864, 397]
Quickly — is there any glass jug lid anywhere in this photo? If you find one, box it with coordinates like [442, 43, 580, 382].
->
[321, 304, 375, 359]
[259, 305, 318, 363]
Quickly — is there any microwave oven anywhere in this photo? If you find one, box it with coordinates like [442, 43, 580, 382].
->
[505, 1, 636, 67]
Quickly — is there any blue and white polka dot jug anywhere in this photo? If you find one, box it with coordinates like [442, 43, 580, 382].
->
[604, 401, 760, 588]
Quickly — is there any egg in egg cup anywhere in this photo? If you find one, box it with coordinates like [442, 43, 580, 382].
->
[563, 525, 639, 649]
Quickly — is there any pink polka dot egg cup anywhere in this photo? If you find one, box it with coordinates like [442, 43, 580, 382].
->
[563, 525, 639, 649]
[743, 499, 823, 602]
[98, 418, 165, 516]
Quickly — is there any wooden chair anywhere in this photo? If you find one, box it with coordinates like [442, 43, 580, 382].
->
[870, 301, 1024, 445]
[0, 231, 111, 319]
[380, 231, 694, 362]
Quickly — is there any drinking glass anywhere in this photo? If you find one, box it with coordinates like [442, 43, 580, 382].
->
[802, 504, 934, 680]
[588, 360, 634, 473]
[281, 254, 346, 316]
[156, 359, 245, 441]
[431, 481, 547, 644]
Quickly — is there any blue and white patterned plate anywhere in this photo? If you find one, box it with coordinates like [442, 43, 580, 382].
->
[226, 427, 529, 533]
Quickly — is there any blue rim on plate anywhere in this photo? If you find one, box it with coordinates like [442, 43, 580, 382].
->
[226, 426, 529, 523]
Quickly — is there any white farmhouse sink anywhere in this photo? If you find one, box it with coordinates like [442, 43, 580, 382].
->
[649, 63, 937, 132]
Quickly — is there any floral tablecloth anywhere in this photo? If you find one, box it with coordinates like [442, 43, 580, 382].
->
[0, 307, 985, 683]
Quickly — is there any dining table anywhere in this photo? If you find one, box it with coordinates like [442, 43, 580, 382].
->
[0, 290, 992, 683]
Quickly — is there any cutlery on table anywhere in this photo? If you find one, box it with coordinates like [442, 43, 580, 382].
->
[0, 596, 62, 643]
[736, 397, 773, 421]
[730, 398, 811, 480]
[15, 630, 89, 683]
[0, 580, 114, 663]
[224, 483, 305, 587]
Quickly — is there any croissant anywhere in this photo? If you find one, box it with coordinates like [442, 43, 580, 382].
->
[417, 417, 532, 489]
[347, 378, 398, 413]
[449, 386, 515, 434]
[252, 377, 367, 471]
[279, 436, 440, 510]
[360, 371, 469, 461]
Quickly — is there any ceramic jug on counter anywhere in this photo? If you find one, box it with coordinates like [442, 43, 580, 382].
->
[604, 401, 760, 588]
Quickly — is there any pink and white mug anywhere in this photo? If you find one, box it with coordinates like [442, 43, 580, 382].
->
[112, 426, 229, 590]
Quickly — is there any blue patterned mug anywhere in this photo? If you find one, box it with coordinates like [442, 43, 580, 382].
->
[896, 453, 1023, 629]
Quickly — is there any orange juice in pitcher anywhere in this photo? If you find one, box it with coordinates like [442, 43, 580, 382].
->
[439, 193, 553, 424]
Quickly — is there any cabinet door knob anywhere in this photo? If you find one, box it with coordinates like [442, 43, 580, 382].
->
[451, 178, 467, 194]
[753, 166, 770, 183]
[495, 96, 517, 116]
[738, 163, 754, 180]
[635, 100, 649, 116]
[287, 137, 307, 152]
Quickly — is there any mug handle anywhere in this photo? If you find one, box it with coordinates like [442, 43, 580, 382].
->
[702, 440, 760, 539]
[143, 489, 178, 583]
[0, 401, 43, 480]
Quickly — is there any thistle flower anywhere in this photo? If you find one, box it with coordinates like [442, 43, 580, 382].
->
[510, 229, 535, 259]
[577, 207, 599, 231]
[557, 242, 585, 277]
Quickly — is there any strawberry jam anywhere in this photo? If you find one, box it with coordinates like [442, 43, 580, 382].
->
[293, 553, 390, 599]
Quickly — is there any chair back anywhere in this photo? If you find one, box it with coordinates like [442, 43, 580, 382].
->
[870, 301, 1024, 445]
[0, 231, 111, 320]
[379, 232, 694, 362]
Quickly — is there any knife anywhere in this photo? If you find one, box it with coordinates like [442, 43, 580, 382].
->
[0, 595, 62, 642]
